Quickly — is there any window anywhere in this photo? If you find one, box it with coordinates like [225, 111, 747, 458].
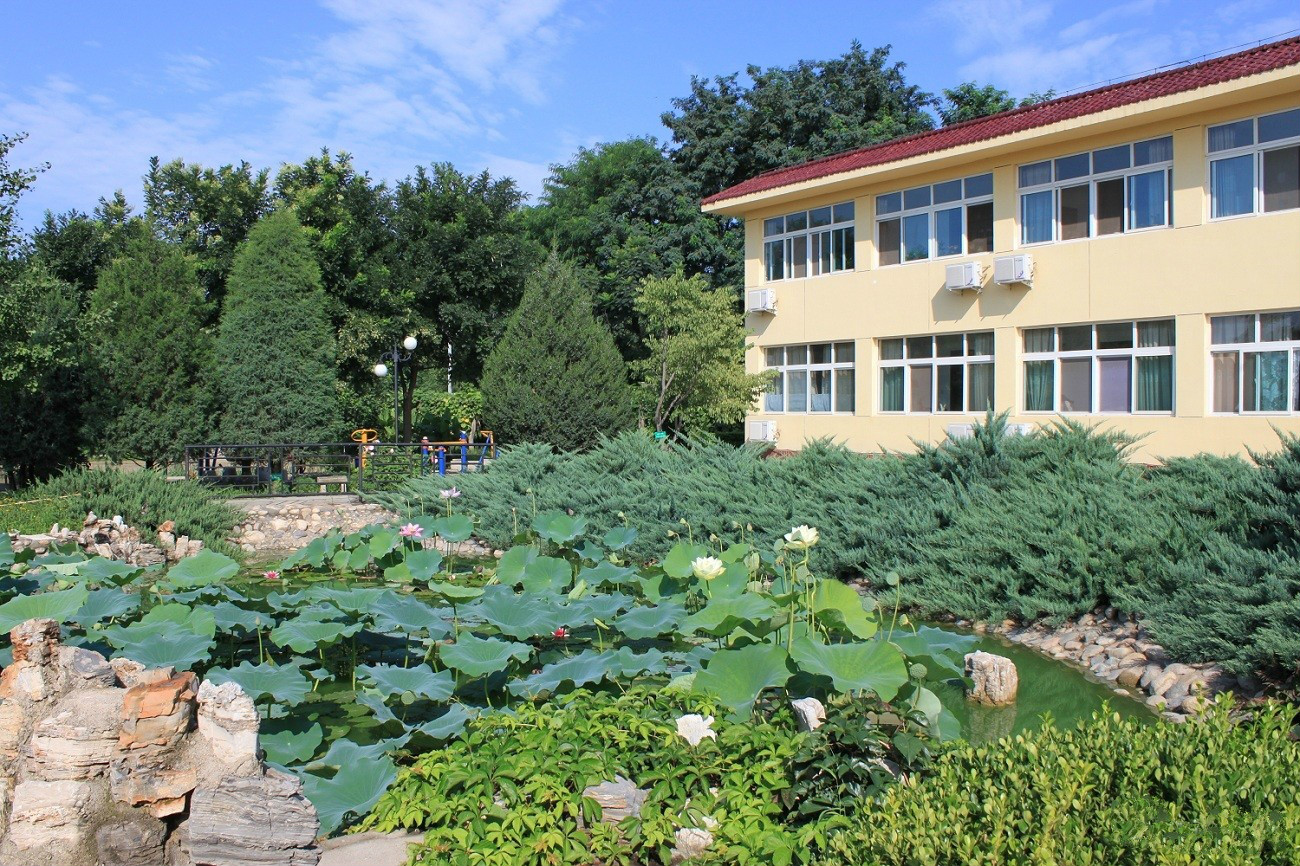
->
[1017, 135, 1173, 245]
[879, 332, 994, 413]
[1209, 107, 1300, 219]
[1210, 310, 1300, 413]
[764, 203, 855, 281]
[1022, 320, 1175, 414]
[876, 173, 994, 266]
[763, 342, 856, 413]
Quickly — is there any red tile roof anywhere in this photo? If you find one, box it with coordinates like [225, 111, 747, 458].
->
[702, 35, 1300, 207]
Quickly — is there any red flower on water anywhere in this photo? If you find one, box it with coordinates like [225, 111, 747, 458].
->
[263, 570, 281, 581]
[552, 626, 570, 639]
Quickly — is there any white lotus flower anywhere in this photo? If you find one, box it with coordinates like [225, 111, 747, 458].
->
[691, 556, 726, 582]
[675, 713, 717, 746]
[783, 524, 820, 551]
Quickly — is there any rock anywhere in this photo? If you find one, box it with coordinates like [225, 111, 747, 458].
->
[7, 778, 94, 850]
[0, 618, 63, 701]
[1116, 666, 1144, 689]
[83, 512, 98, 527]
[95, 817, 168, 866]
[28, 689, 123, 780]
[58, 647, 116, 688]
[197, 680, 261, 774]
[964, 651, 1018, 706]
[582, 776, 648, 824]
[187, 769, 320, 866]
[0, 700, 30, 759]
[791, 697, 826, 732]
[109, 761, 197, 818]
[1179, 694, 1207, 715]
[1149, 669, 1180, 698]
[1138, 664, 1163, 690]
[671, 826, 715, 863]
[118, 673, 197, 752]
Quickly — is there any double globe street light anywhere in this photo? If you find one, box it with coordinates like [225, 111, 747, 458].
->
[374, 335, 418, 441]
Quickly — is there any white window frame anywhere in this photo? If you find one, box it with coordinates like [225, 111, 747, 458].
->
[1209, 310, 1300, 415]
[1207, 106, 1300, 221]
[1017, 136, 1174, 247]
[1021, 319, 1176, 415]
[762, 203, 855, 282]
[762, 342, 856, 414]
[878, 332, 995, 414]
[874, 174, 994, 267]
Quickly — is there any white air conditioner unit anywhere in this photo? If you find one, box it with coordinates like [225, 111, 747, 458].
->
[745, 288, 777, 314]
[1006, 423, 1036, 436]
[944, 262, 984, 292]
[747, 420, 778, 442]
[994, 254, 1033, 287]
[946, 423, 975, 440]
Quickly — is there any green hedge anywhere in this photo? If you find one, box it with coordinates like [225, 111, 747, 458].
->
[819, 700, 1300, 866]
[375, 417, 1300, 682]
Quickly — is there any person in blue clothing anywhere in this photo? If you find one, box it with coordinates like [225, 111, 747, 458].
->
[419, 436, 432, 473]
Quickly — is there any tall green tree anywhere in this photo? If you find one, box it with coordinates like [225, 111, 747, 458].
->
[30, 193, 142, 303]
[89, 233, 214, 466]
[481, 256, 633, 450]
[632, 271, 768, 435]
[215, 210, 340, 443]
[938, 82, 1058, 126]
[0, 132, 46, 267]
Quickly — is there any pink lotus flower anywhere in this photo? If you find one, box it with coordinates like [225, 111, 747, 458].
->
[263, 570, 280, 581]
[399, 523, 424, 539]
[440, 487, 461, 499]
[552, 626, 570, 639]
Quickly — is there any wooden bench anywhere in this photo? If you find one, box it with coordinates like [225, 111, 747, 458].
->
[313, 474, 349, 493]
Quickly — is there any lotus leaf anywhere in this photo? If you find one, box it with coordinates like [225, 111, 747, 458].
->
[356, 689, 401, 724]
[102, 624, 214, 669]
[140, 602, 218, 639]
[209, 602, 266, 633]
[265, 590, 313, 611]
[368, 593, 451, 636]
[261, 721, 324, 765]
[568, 592, 634, 626]
[707, 562, 752, 598]
[472, 592, 562, 639]
[358, 664, 455, 702]
[300, 754, 399, 834]
[576, 560, 638, 587]
[402, 549, 445, 582]
[682, 594, 778, 637]
[432, 514, 474, 543]
[270, 617, 364, 653]
[519, 556, 572, 594]
[495, 546, 538, 584]
[369, 529, 398, 559]
[206, 661, 312, 705]
[166, 550, 239, 588]
[531, 512, 586, 544]
[305, 586, 388, 613]
[615, 601, 686, 639]
[346, 546, 371, 572]
[601, 526, 637, 551]
[409, 704, 474, 741]
[74, 588, 138, 626]
[693, 643, 793, 721]
[424, 580, 482, 603]
[0, 536, 11, 569]
[439, 634, 532, 678]
[73, 557, 144, 586]
[508, 649, 621, 696]
[720, 543, 751, 563]
[0, 584, 89, 633]
[789, 636, 908, 701]
[280, 537, 327, 570]
[814, 580, 879, 639]
[662, 541, 708, 579]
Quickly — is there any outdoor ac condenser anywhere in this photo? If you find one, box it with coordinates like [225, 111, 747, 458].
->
[944, 262, 984, 292]
[993, 254, 1033, 287]
[746, 420, 777, 442]
[745, 288, 776, 314]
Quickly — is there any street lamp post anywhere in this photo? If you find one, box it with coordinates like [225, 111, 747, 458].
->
[373, 335, 418, 441]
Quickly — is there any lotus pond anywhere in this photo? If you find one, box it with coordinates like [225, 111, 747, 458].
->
[0, 512, 1148, 835]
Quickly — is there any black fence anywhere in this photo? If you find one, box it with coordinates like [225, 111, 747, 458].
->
[182, 436, 497, 496]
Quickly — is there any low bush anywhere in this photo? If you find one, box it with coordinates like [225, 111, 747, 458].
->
[819, 699, 1300, 866]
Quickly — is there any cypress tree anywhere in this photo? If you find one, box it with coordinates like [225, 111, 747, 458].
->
[481, 256, 633, 450]
[216, 209, 340, 443]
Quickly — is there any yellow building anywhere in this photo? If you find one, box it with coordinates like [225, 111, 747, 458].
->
[702, 37, 1300, 461]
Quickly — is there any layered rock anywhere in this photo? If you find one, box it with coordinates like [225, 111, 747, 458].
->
[964, 651, 1019, 706]
[8, 512, 200, 567]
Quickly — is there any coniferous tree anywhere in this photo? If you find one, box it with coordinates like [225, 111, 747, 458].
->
[480, 256, 633, 451]
[215, 209, 340, 443]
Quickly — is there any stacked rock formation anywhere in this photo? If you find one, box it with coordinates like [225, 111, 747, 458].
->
[0, 618, 319, 866]
[964, 651, 1019, 706]
[9, 512, 201, 567]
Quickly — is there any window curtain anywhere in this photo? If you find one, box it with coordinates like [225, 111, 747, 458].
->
[880, 368, 904, 411]
[1021, 191, 1053, 243]
[968, 363, 994, 411]
[1212, 353, 1239, 412]
[764, 376, 784, 412]
[1136, 356, 1173, 411]
[1211, 155, 1254, 218]
[1246, 351, 1288, 411]
[1024, 361, 1053, 411]
[1128, 170, 1167, 229]
[1138, 319, 1175, 347]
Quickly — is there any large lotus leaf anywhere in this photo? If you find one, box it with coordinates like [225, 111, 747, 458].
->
[601, 526, 638, 551]
[356, 689, 401, 724]
[471, 591, 561, 639]
[720, 543, 751, 564]
[30, 551, 87, 574]
[662, 541, 708, 579]
[432, 514, 474, 544]
[615, 602, 686, 639]
[814, 580, 878, 639]
[496, 546, 538, 585]
[382, 562, 412, 582]
[520, 556, 572, 594]
[708, 562, 752, 598]
[402, 549, 445, 582]
[270, 617, 364, 654]
[568, 592, 634, 626]
[0, 535, 11, 569]
[790, 636, 908, 701]
[305, 586, 388, 613]
[369, 529, 398, 559]
[265, 590, 313, 611]
[682, 594, 778, 637]
[166, 550, 239, 588]
[74, 588, 139, 626]
[577, 561, 638, 588]
[610, 646, 668, 678]
[140, 602, 217, 640]
[439, 634, 532, 678]
[209, 601, 267, 633]
[409, 704, 474, 741]
[0, 585, 89, 633]
[357, 664, 455, 703]
[280, 537, 327, 570]
[507, 649, 621, 696]
[261, 721, 324, 765]
[102, 623, 214, 669]
[300, 754, 398, 835]
[310, 735, 410, 771]
[424, 580, 483, 603]
[74, 557, 144, 587]
[346, 545, 371, 572]
[895, 626, 978, 656]
[637, 573, 687, 603]
[205, 661, 312, 705]
[693, 643, 793, 721]
[369, 593, 451, 637]
[531, 512, 586, 544]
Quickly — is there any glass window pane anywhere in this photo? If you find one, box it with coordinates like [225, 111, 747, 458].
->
[964, 173, 993, 198]
[966, 202, 993, 253]
[1024, 328, 1055, 353]
[765, 240, 785, 281]
[786, 345, 807, 365]
[880, 367, 904, 411]
[967, 332, 993, 356]
[833, 202, 855, 222]
[1060, 357, 1092, 412]
[811, 231, 831, 276]
[1099, 356, 1132, 412]
[903, 186, 931, 210]
[1261, 311, 1300, 342]
[969, 363, 994, 412]
[1019, 161, 1052, 188]
[832, 226, 855, 271]
[1294, 350, 1300, 412]
[1021, 190, 1053, 243]
[936, 334, 964, 357]
[904, 214, 929, 261]
[875, 193, 901, 216]
[1211, 315, 1254, 345]
[1209, 119, 1254, 152]
[786, 211, 807, 232]
[1245, 351, 1288, 411]
[1128, 170, 1168, 229]
[763, 217, 784, 237]
[764, 374, 784, 412]
[787, 370, 808, 412]
[809, 206, 833, 228]
[1024, 360, 1054, 410]
[907, 336, 933, 359]
[878, 218, 901, 266]
[1055, 152, 1090, 180]
[937, 365, 964, 412]
[935, 207, 963, 256]
[1133, 136, 1172, 165]
[834, 341, 855, 363]
[1096, 177, 1125, 235]
[764, 347, 783, 367]
[789, 235, 807, 278]
[835, 369, 855, 412]
[880, 338, 904, 361]
[1059, 184, 1090, 240]
[1262, 145, 1300, 213]
[1092, 144, 1131, 174]
[1259, 108, 1300, 143]
[1136, 355, 1173, 412]
[1137, 319, 1175, 347]
[933, 179, 963, 204]
[810, 370, 832, 412]
[1060, 325, 1093, 352]
[909, 365, 933, 412]
[810, 344, 832, 364]
[1213, 352, 1239, 412]
[1211, 155, 1255, 217]
[1096, 322, 1134, 349]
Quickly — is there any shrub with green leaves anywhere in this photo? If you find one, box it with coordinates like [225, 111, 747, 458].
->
[819, 699, 1300, 866]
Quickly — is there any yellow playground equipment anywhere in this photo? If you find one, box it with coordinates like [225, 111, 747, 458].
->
[351, 428, 379, 469]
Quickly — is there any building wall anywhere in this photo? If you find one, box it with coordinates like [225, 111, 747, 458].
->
[738, 88, 1300, 462]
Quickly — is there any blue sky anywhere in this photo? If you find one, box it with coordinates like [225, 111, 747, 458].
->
[4, 0, 1299, 226]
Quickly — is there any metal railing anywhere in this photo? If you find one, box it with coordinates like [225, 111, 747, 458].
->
[182, 434, 497, 496]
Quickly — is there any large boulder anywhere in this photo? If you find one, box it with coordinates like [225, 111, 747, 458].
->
[964, 651, 1019, 706]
